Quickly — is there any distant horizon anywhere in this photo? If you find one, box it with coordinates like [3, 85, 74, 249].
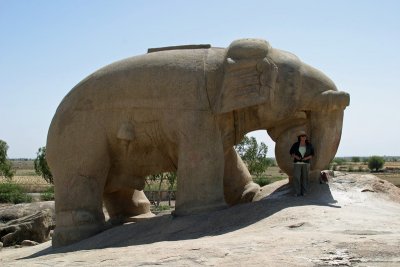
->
[7, 151, 400, 161]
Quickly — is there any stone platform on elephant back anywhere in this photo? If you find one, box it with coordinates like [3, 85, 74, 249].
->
[1, 172, 400, 266]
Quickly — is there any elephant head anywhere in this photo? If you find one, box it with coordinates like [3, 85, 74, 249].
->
[268, 59, 350, 181]
[210, 38, 350, 180]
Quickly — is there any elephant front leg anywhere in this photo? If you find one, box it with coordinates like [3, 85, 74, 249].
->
[50, 133, 110, 248]
[173, 119, 227, 216]
[223, 147, 260, 205]
[52, 172, 107, 248]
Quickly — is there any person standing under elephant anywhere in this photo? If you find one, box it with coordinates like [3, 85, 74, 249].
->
[289, 131, 314, 196]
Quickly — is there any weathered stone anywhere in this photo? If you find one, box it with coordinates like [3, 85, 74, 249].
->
[46, 38, 349, 247]
[0, 201, 55, 224]
[0, 209, 53, 247]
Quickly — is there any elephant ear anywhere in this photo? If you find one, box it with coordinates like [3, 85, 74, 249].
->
[213, 39, 278, 114]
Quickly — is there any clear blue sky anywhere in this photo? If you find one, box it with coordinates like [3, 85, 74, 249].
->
[1, 0, 399, 158]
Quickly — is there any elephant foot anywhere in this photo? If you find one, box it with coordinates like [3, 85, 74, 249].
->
[104, 189, 152, 220]
[52, 223, 105, 248]
[240, 182, 261, 203]
[52, 209, 105, 247]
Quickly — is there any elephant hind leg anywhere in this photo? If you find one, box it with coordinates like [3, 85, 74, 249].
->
[223, 147, 260, 205]
[103, 189, 154, 224]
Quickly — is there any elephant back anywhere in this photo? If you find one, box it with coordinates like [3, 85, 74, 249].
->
[55, 48, 218, 113]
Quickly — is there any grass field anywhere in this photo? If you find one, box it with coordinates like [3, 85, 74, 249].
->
[262, 165, 288, 182]
[0, 160, 50, 193]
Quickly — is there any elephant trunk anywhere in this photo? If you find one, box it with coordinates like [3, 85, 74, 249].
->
[308, 90, 350, 174]
[308, 109, 345, 177]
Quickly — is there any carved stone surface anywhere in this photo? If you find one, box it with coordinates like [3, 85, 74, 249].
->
[47, 38, 349, 247]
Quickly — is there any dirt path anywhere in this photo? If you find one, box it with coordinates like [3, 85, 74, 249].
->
[1, 173, 400, 266]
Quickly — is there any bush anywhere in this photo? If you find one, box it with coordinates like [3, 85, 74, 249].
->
[151, 204, 172, 213]
[269, 159, 277, 167]
[34, 146, 53, 184]
[0, 182, 32, 204]
[368, 156, 385, 172]
[41, 186, 55, 201]
[348, 166, 354, 172]
[332, 157, 347, 165]
[331, 163, 337, 171]
[351, 156, 360, 163]
[253, 175, 270, 187]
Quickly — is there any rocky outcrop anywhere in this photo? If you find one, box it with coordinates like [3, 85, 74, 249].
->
[0, 209, 54, 247]
[0, 201, 55, 223]
[332, 172, 400, 202]
[0, 201, 55, 247]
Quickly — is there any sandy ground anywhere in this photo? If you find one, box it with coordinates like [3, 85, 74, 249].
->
[1, 172, 400, 266]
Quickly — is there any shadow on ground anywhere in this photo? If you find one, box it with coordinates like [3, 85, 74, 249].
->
[21, 180, 339, 259]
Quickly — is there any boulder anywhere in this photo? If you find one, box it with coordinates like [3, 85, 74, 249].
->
[0, 209, 53, 247]
[0, 201, 55, 223]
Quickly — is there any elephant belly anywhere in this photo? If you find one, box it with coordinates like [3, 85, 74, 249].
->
[121, 147, 176, 176]
[105, 141, 177, 192]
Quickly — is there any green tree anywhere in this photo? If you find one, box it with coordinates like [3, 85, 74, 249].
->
[166, 172, 177, 206]
[166, 172, 177, 191]
[145, 173, 165, 207]
[145, 172, 177, 207]
[0, 140, 15, 180]
[351, 156, 360, 163]
[235, 136, 271, 178]
[34, 146, 53, 184]
[367, 156, 385, 172]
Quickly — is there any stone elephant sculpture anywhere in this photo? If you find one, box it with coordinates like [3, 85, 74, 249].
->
[47, 38, 349, 247]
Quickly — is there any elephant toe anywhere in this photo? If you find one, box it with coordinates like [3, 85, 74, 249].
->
[240, 182, 261, 203]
